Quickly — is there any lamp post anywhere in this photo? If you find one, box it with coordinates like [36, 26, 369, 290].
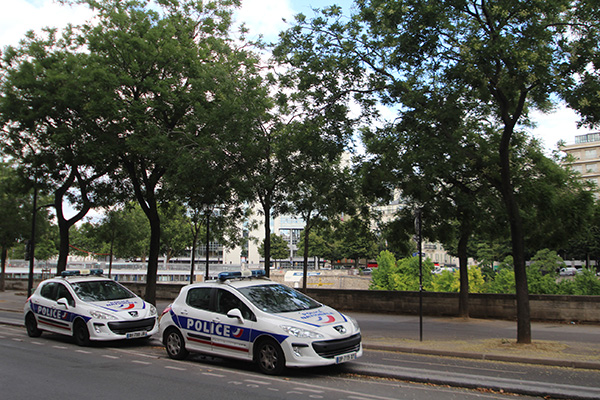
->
[26, 187, 38, 298]
[26, 186, 54, 298]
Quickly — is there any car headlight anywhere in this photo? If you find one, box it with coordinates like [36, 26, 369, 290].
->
[149, 304, 157, 316]
[348, 316, 360, 331]
[90, 310, 117, 320]
[280, 325, 324, 339]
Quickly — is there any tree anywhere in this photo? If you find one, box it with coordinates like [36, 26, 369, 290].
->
[371, 253, 435, 291]
[370, 250, 397, 290]
[332, 215, 379, 268]
[65, 0, 264, 304]
[296, 229, 328, 269]
[285, 156, 357, 290]
[0, 163, 31, 290]
[361, 84, 495, 318]
[277, 0, 592, 343]
[258, 234, 289, 268]
[0, 27, 112, 274]
[159, 203, 191, 264]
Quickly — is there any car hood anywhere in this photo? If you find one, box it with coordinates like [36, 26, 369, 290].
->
[90, 298, 150, 314]
[274, 305, 350, 329]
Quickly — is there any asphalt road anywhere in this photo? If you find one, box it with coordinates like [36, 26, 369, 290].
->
[0, 324, 538, 400]
[3, 291, 600, 399]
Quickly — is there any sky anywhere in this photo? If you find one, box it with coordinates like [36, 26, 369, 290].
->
[0, 0, 596, 154]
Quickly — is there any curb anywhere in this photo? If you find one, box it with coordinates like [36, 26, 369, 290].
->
[343, 361, 600, 400]
[363, 343, 600, 371]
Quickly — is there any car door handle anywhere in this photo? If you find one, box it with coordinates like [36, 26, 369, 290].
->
[212, 318, 221, 323]
[180, 310, 188, 316]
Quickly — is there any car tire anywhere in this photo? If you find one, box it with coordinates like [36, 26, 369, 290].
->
[25, 313, 42, 338]
[255, 338, 286, 375]
[164, 328, 189, 360]
[73, 319, 91, 347]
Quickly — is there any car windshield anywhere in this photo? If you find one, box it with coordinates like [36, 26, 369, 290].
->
[238, 284, 321, 313]
[70, 280, 136, 302]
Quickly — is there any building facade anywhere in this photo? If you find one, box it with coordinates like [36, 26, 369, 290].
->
[561, 132, 600, 190]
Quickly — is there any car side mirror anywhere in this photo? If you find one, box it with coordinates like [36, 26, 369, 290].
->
[56, 298, 69, 309]
[227, 308, 245, 323]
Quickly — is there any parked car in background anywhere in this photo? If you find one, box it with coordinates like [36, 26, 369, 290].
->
[559, 267, 580, 276]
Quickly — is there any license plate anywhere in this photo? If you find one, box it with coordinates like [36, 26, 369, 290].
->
[335, 352, 357, 364]
[126, 331, 147, 339]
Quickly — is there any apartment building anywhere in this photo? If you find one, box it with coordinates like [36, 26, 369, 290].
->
[560, 132, 600, 189]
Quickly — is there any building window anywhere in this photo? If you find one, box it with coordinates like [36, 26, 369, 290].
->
[587, 164, 598, 173]
[585, 149, 597, 159]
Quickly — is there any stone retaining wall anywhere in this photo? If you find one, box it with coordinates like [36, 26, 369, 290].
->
[6, 277, 599, 323]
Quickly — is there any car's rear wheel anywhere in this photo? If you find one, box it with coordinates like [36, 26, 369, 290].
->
[255, 338, 285, 375]
[165, 328, 188, 360]
[25, 313, 42, 338]
[73, 319, 91, 346]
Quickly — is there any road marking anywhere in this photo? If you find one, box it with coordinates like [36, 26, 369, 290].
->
[294, 388, 325, 394]
[165, 365, 186, 371]
[102, 355, 119, 359]
[244, 379, 270, 385]
[53, 345, 68, 349]
[202, 372, 226, 377]
[132, 360, 151, 365]
[76, 350, 91, 354]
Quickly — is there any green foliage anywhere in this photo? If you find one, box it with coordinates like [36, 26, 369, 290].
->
[431, 270, 456, 293]
[159, 203, 192, 262]
[259, 234, 289, 261]
[430, 266, 486, 293]
[370, 251, 434, 291]
[370, 250, 397, 290]
[486, 268, 516, 294]
[529, 249, 565, 274]
[566, 269, 600, 296]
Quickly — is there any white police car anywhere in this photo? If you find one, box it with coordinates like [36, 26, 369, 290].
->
[159, 270, 362, 375]
[24, 270, 158, 345]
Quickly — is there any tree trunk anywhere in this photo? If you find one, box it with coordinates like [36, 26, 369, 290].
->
[499, 132, 531, 344]
[263, 197, 272, 278]
[145, 208, 160, 305]
[54, 168, 92, 274]
[302, 219, 311, 292]
[0, 246, 6, 292]
[457, 227, 470, 318]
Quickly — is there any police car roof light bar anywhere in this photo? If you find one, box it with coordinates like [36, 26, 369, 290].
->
[61, 270, 81, 277]
[59, 269, 104, 277]
[218, 270, 266, 281]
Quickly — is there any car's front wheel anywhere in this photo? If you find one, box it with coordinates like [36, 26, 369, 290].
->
[25, 313, 42, 338]
[164, 328, 189, 360]
[73, 319, 91, 346]
[255, 338, 286, 375]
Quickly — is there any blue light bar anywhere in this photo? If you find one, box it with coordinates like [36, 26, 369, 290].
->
[218, 270, 266, 281]
[61, 270, 80, 276]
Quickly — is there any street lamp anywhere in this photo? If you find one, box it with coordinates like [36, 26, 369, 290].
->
[26, 186, 53, 297]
